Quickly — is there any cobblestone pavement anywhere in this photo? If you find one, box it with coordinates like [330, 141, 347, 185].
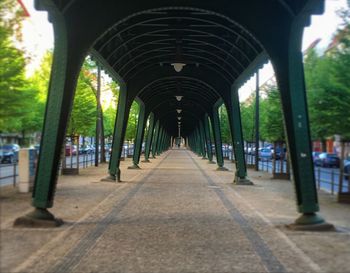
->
[1, 149, 350, 273]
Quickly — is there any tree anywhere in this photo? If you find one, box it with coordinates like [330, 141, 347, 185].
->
[103, 106, 117, 138]
[305, 49, 336, 142]
[260, 86, 285, 142]
[125, 101, 139, 141]
[66, 61, 97, 137]
[305, 48, 350, 141]
[219, 104, 231, 144]
[18, 51, 53, 136]
[240, 96, 255, 142]
[0, 0, 29, 133]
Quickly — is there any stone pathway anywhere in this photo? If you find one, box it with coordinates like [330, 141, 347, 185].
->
[1, 149, 350, 273]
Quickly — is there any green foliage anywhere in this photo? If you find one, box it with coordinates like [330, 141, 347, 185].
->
[240, 86, 285, 143]
[305, 26, 350, 141]
[240, 97, 255, 142]
[218, 105, 231, 144]
[103, 106, 117, 137]
[67, 61, 97, 136]
[260, 86, 285, 142]
[0, 0, 30, 132]
[125, 101, 139, 141]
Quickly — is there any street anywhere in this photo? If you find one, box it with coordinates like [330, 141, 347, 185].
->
[1, 154, 349, 194]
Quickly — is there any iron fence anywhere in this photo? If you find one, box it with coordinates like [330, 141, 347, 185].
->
[243, 153, 349, 195]
[0, 162, 18, 187]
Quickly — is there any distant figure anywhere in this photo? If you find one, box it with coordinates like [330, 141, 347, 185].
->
[178, 143, 180, 148]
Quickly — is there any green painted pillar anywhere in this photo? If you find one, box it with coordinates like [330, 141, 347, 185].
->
[31, 12, 69, 212]
[157, 127, 164, 155]
[273, 2, 332, 229]
[162, 133, 168, 152]
[193, 128, 198, 154]
[194, 127, 200, 155]
[160, 130, 165, 153]
[14, 4, 81, 226]
[104, 86, 131, 182]
[199, 121, 207, 159]
[143, 113, 155, 162]
[163, 134, 168, 151]
[152, 120, 160, 158]
[203, 114, 214, 163]
[129, 102, 146, 169]
[211, 106, 227, 170]
[228, 88, 252, 184]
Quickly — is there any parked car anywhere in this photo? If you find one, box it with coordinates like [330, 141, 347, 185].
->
[312, 151, 321, 163]
[33, 144, 40, 155]
[247, 147, 256, 155]
[258, 148, 273, 161]
[80, 144, 94, 154]
[65, 144, 77, 156]
[314, 153, 340, 168]
[344, 157, 350, 180]
[274, 147, 286, 160]
[0, 144, 20, 163]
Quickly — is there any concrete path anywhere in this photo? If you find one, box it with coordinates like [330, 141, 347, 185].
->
[1, 149, 350, 273]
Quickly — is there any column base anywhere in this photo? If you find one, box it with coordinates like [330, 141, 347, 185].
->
[287, 213, 335, 231]
[142, 159, 151, 163]
[128, 164, 140, 169]
[234, 176, 254, 185]
[208, 161, 216, 164]
[14, 208, 63, 228]
[101, 174, 117, 182]
[216, 166, 228, 171]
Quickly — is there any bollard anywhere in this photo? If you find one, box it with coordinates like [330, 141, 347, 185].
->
[18, 148, 37, 193]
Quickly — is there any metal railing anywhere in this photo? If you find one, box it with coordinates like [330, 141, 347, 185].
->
[0, 162, 18, 187]
[244, 153, 350, 195]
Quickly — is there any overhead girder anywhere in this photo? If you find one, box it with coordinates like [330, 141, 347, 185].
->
[143, 90, 213, 114]
[140, 81, 217, 106]
[151, 99, 207, 120]
[129, 72, 226, 104]
[156, 109, 203, 137]
[150, 98, 208, 128]
[45, 2, 322, 67]
[129, 73, 225, 128]
[96, 15, 260, 57]
[138, 78, 219, 112]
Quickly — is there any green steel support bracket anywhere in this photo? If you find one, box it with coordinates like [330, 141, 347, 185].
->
[160, 129, 165, 153]
[30, 2, 68, 210]
[143, 112, 155, 162]
[156, 127, 164, 155]
[211, 106, 226, 170]
[278, 1, 333, 230]
[103, 85, 131, 182]
[199, 120, 207, 159]
[129, 101, 146, 169]
[195, 127, 201, 156]
[14, 208, 63, 228]
[203, 114, 215, 164]
[152, 120, 160, 158]
[229, 86, 251, 184]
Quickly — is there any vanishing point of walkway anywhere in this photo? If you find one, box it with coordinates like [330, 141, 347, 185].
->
[1, 149, 350, 273]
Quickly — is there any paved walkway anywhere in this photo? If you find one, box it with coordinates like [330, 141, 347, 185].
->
[1, 149, 350, 273]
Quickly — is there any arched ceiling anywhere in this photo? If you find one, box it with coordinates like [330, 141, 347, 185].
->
[37, 0, 324, 137]
[91, 6, 265, 137]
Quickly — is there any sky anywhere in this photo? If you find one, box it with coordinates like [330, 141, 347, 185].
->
[20, 0, 348, 101]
